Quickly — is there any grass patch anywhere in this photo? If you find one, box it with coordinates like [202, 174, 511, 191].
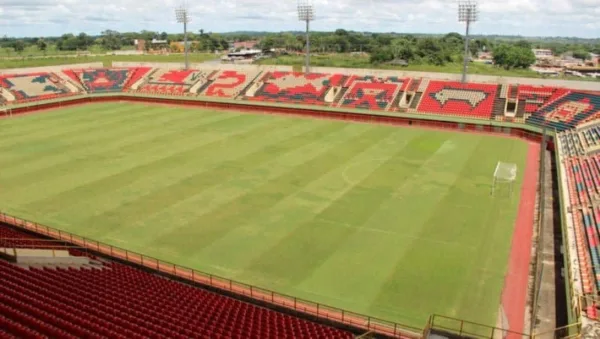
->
[0, 53, 217, 69]
[0, 102, 528, 331]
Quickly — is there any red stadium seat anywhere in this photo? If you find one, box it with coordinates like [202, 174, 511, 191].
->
[0, 224, 354, 339]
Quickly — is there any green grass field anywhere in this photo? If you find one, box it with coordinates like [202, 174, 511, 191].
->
[0, 102, 528, 329]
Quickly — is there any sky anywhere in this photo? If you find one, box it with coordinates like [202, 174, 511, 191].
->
[0, 0, 599, 38]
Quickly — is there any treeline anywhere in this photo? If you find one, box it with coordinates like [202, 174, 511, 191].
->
[0, 30, 229, 53]
[2, 29, 598, 71]
[259, 30, 535, 69]
[258, 30, 599, 69]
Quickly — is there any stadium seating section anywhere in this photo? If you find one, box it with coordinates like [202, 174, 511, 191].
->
[202, 70, 261, 98]
[246, 72, 345, 105]
[527, 92, 600, 131]
[517, 85, 568, 114]
[417, 80, 499, 119]
[0, 73, 74, 102]
[69, 68, 134, 93]
[339, 75, 409, 111]
[136, 69, 213, 96]
[0, 224, 354, 339]
[123, 67, 153, 90]
[564, 154, 600, 291]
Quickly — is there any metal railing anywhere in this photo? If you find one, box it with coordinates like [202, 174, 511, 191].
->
[427, 314, 526, 338]
[0, 212, 422, 338]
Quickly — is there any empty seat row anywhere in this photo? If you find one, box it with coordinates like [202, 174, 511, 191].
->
[416, 80, 498, 119]
[0, 224, 354, 339]
[246, 72, 345, 105]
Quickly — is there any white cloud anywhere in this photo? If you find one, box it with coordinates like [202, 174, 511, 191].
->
[0, 0, 597, 37]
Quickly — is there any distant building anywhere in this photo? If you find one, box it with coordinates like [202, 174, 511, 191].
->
[134, 39, 145, 51]
[591, 53, 599, 66]
[233, 40, 259, 51]
[532, 49, 553, 59]
[477, 51, 493, 60]
[227, 49, 262, 58]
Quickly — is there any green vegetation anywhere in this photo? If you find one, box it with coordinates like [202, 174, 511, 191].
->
[0, 53, 217, 69]
[0, 102, 528, 331]
[0, 30, 229, 55]
[492, 44, 536, 70]
[257, 53, 596, 80]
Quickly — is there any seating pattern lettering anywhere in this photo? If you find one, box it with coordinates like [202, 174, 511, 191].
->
[203, 70, 260, 98]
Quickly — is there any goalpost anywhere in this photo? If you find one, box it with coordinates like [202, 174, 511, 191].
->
[491, 162, 517, 197]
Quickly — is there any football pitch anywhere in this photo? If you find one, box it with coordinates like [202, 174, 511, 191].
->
[0, 102, 529, 329]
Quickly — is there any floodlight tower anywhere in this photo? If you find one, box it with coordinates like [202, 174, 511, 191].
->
[175, 4, 191, 70]
[297, 0, 315, 74]
[458, 1, 478, 83]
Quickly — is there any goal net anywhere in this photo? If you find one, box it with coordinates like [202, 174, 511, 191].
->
[491, 162, 517, 197]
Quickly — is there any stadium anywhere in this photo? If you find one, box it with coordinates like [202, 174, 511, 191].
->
[1, 3, 600, 339]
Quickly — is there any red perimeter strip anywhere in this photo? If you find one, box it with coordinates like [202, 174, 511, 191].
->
[502, 142, 540, 338]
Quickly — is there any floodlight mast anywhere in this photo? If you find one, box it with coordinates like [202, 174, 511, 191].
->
[297, 0, 315, 74]
[458, 1, 478, 83]
[175, 6, 191, 70]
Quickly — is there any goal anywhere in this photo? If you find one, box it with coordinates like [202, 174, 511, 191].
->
[491, 162, 517, 197]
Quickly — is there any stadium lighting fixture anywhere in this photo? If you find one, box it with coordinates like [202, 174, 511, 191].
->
[297, 0, 315, 74]
[175, 4, 191, 70]
[458, 0, 478, 83]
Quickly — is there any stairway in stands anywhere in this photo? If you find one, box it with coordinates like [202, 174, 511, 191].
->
[515, 100, 526, 120]
[491, 84, 507, 119]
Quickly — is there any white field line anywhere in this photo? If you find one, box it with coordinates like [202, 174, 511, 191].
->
[316, 217, 476, 249]
[341, 158, 390, 186]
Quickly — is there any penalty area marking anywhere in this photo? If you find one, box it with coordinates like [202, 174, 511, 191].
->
[316, 218, 475, 248]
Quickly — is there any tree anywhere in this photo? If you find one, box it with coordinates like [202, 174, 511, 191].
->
[572, 50, 591, 60]
[515, 40, 532, 49]
[13, 40, 25, 54]
[77, 33, 93, 50]
[369, 46, 394, 64]
[493, 44, 535, 69]
[36, 39, 47, 54]
[416, 38, 451, 66]
[100, 30, 122, 50]
[469, 42, 479, 59]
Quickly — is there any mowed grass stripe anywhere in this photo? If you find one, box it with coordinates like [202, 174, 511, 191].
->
[47, 117, 332, 235]
[0, 109, 238, 181]
[241, 132, 446, 287]
[149, 125, 397, 257]
[0, 103, 159, 148]
[193, 128, 424, 278]
[0, 103, 129, 137]
[0, 105, 216, 168]
[1, 111, 251, 201]
[109, 121, 370, 249]
[0, 103, 529, 330]
[451, 140, 525, 329]
[293, 134, 481, 319]
[11, 114, 283, 215]
[368, 137, 525, 326]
